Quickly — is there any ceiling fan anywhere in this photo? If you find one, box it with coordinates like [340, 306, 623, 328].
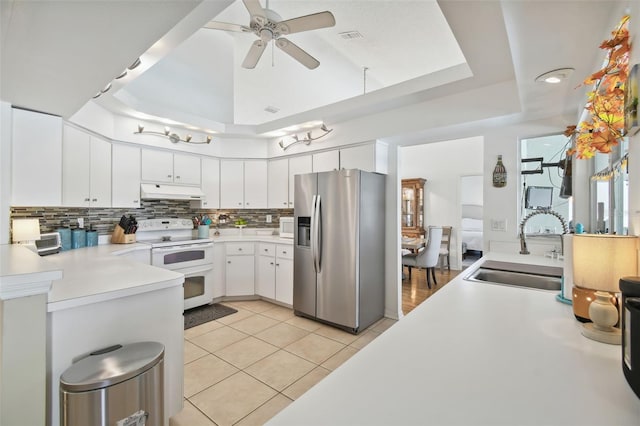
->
[204, 0, 335, 69]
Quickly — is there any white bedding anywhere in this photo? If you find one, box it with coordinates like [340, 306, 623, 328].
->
[461, 217, 483, 251]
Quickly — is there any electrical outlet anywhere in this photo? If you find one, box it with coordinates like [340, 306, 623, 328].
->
[266, 214, 272, 223]
[77, 218, 84, 228]
[491, 219, 506, 232]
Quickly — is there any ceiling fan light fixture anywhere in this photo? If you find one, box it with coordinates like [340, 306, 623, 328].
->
[535, 68, 574, 84]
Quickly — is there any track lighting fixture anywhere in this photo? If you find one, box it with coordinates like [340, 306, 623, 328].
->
[134, 125, 212, 144]
[278, 123, 333, 151]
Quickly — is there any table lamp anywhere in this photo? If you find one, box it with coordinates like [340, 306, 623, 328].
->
[11, 218, 41, 244]
[573, 234, 638, 344]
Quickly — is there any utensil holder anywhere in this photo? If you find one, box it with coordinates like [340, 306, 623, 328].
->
[111, 225, 136, 244]
[197, 225, 210, 238]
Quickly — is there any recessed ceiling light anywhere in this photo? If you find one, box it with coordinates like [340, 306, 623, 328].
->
[535, 68, 574, 84]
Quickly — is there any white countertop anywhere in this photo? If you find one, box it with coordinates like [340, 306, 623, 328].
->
[45, 243, 183, 312]
[0, 244, 63, 300]
[268, 252, 640, 425]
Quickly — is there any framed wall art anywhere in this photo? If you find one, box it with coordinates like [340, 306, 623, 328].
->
[625, 63, 639, 136]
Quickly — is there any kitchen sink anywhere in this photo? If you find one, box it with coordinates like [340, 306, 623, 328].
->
[464, 260, 562, 291]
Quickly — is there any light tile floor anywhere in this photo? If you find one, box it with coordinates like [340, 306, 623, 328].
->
[171, 300, 397, 426]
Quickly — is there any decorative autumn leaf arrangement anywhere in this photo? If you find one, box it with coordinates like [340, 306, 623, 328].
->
[565, 15, 630, 159]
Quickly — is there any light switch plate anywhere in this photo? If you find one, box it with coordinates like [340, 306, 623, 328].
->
[491, 219, 507, 232]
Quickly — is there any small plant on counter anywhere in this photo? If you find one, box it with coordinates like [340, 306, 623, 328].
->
[234, 218, 248, 227]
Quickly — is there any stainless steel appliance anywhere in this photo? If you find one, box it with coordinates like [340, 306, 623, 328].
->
[293, 169, 385, 334]
[279, 217, 294, 238]
[137, 218, 214, 310]
[620, 276, 640, 399]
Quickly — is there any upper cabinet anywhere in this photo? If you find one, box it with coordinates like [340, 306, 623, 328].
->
[401, 178, 426, 238]
[312, 150, 339, 173]
[288, 155, 312, 208]
[112, 144, 141, 208]
[62, 125, 111, 207]
[141, 149, 201, 185]
[268, 158, 289, 209]
[220, 160, 267, 209]
[193, 157, 220, 209]
[340, 143, 388, 174]
[11, 108, 63, 206]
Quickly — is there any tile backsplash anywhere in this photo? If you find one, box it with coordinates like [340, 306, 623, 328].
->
[10, 200, 293, 236]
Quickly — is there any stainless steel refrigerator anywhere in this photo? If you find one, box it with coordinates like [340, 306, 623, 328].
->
[293, 169, 385, 334]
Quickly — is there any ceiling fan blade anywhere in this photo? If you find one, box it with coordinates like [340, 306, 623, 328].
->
[242, 0, 266, 20]
[276, 11, 336, 35]
[242, 40, 267, 69]
[276, 38, 320, 69]
[203, 21, 251, 32]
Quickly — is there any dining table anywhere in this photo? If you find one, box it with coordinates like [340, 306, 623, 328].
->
[401, 237, 426, 252]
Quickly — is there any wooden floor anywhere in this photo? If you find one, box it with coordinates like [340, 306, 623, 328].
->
[402, 266, 460, 315]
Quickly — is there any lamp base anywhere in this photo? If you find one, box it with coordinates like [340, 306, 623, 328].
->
[581, 323, 621, 345]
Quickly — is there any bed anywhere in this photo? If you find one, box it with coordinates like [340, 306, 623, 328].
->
[461, 204, 483, 253]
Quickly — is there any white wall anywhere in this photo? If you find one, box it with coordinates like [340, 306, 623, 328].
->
[0, 102, 11, 244]
[400, 136, 484, 269]
[627, 0, 640, 273]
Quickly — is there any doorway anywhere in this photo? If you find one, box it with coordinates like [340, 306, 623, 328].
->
[460, 175, 484, 269]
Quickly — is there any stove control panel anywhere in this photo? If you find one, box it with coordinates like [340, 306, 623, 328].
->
[137, 218, 194, 231]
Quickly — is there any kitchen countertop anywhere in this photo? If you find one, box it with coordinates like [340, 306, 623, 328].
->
[45, 243, 183, 312]
[268, 252, 640, 425]
[0, 244, 63, 300]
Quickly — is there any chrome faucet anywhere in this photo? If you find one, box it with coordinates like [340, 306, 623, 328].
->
[519, 209, 569, 255]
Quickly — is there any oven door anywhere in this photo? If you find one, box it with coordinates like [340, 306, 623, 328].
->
[181, 264, 215, 310]
[151, 243, 214, 270]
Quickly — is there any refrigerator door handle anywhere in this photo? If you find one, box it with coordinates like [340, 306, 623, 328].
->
[311, 194, 318, 273]
[314, 195, 322, 272]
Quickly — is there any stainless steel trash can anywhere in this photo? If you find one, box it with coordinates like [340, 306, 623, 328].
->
[60, 342, 164, 426]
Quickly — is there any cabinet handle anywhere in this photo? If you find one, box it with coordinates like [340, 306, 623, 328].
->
[92, 198, 97, 202]
[203, 201, 208, 206]
[282, 251, 287, 254]
[84, 198, 90, 202]
[246, 202, 250, 205]
[238, 248, 243, 251]
[227, 260, 231, 264]
[283, 202, 287, 205]
[167, 174, 172, 178]
[270, 262, 274, 265]
[133, 200, 139, 204]
[238, 202, 242, 205]
[276, 263, 280, 266]
[264, 248, 268, 252]
[176, 176, 181, 179]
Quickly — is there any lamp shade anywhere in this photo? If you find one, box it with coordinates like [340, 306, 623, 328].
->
[573, 234, 638, 292]
[12, 218, 41, 243]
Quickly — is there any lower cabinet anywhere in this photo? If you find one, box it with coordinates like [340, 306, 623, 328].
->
[257, 243, 293, 305]
[225, 242, 255, 296]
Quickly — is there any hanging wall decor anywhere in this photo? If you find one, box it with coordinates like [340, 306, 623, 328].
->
[625, 63, 639, 136]
[492, 155, 507, 188]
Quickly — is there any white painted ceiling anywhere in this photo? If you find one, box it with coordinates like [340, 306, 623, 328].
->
[0, 0, 629, 142]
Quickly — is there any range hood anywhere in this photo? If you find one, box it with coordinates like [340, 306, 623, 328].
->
[140, 183, 205, 201]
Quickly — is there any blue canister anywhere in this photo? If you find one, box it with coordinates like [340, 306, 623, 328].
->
[86, 230, 98, 247]
[71, 229, 86, 249]
[197, 225, 210, 238]
[57, 227, 71, 251]
[575, 223, 584, 234]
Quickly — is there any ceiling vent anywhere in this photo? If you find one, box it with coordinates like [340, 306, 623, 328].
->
[339, 31, 363, 40]
[264, 106, 280, 114]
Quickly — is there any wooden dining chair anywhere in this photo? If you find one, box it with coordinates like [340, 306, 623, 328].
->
[438, 226, 453, 272]
[402, 226, 443, 289]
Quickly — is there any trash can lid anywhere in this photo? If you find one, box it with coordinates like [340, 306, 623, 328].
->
[60, 341, 164, 392]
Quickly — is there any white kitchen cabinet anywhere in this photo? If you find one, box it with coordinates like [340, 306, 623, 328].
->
[257, 243, 293, 305]
[313, 150, 339, 173]
[220, 160, 244, 208]
[212, 242, 226, 299]
[244, 160, 267, 208]
[340, 142, 388, 174]
[141, 149, 201, 185]
[288, 155, 312, 208]
[62, 125, 111, 207]
[225, 242, 255, 296]
[192, 157, 220, 209]
[11, 108, 62, 206]
[112, 144, 141, 208]
[220, 160, 267, 209]
[268, 158, 289, 209]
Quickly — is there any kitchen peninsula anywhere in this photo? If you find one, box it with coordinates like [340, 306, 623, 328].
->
[44, 243, 184, 426]
[268, 252, 640, 425]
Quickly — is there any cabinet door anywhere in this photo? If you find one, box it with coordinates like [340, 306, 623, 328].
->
[226, 255, 255, 296]
[312, 150, 339, 173]
[268, 158, 289, 208]
[275, 246, 293, 305]
[173, 153, 201, 185]
[112, 144, 141, 208]
[244, 160, 267, 208]
[212, 243, 226, 299]
[257, 255, 276, 299]
[141, 149, 173, 183]
[220, 160, 244, 208]
[200, 157, 220, 209]
[62, 125, 91, 207]
[340, 145, 375, 172]
[12, 108, 62, 206]
[89, 137, 111, 207]
[288, 155, 312, 208]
